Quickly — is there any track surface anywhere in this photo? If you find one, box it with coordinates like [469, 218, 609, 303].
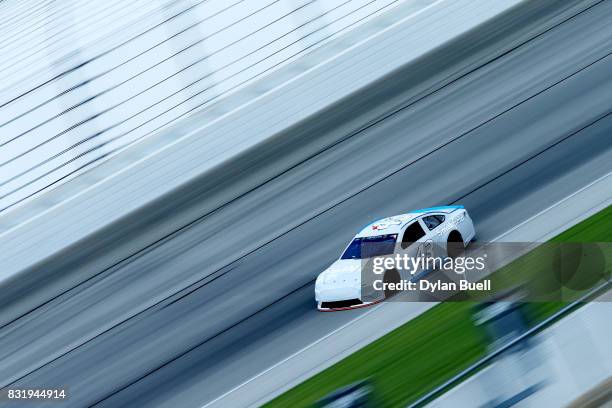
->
[2, 1, 612, 407]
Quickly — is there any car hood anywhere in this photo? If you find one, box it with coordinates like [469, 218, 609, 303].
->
[318, 259, 362, 285]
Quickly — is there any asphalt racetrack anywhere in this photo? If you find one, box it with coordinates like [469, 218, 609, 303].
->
[1, 1, 612, 407]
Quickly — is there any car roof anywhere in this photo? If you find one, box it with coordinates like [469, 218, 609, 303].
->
[355, 206, 463, 238]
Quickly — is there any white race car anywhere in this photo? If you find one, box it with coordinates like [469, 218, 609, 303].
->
[315, 206, 476, 311]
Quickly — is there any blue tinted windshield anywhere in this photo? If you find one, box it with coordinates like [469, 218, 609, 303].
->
[341, 234, 397, 259]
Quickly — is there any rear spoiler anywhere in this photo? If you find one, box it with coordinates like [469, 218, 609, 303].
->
[411, 205, 464, 214]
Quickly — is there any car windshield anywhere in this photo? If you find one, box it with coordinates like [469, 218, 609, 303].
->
[341, 234, 397, 259]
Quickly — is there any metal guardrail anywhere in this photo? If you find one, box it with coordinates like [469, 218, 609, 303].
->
[0, 0, 402, 212]
[406, 280, 612, 408]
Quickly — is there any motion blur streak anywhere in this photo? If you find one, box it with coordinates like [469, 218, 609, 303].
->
[0, 1, 610, 407]
[0, 0, 399, 211]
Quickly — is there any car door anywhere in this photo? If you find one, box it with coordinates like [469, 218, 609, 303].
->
[419, 214, 448, 259]
[400, 220, 428, 249]
[398, 220, 429, 278]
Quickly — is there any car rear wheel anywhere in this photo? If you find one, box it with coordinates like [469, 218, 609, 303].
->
[447, 231, 464, 258]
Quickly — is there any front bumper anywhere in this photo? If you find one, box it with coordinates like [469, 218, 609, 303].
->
[315, 284, 360, 303]
[315, 284, 383, 311]
[317, 298, 382, 312]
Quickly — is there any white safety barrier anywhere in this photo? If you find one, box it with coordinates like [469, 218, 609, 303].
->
[428, 299, 612, 408]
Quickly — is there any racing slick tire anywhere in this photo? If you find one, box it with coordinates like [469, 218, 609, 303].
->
[383, 268, 401, 299]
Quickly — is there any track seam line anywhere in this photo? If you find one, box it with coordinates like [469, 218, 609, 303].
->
[491, 169, 612, 242]
[1, 0, 606, 335]
[200, 305, 383, 408]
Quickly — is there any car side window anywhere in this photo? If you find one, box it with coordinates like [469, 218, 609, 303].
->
[401, 221, 426, 249]
[422, 215, 444, 231]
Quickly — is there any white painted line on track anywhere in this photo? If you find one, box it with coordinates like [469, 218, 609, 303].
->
[492, 169, 612, 242]
[200, 304, 382, 408]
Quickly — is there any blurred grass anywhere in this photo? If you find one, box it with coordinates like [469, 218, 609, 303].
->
[265, 302, 486, 408]
[551, 204, 612, 242]
[265, 205, 612, 408]
[524, 204, 612, 321]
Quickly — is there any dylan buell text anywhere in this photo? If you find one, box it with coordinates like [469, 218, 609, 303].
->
[372, 278, 492, 293]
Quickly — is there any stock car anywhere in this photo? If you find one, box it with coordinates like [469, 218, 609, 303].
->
[314, 206, 476, 311]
